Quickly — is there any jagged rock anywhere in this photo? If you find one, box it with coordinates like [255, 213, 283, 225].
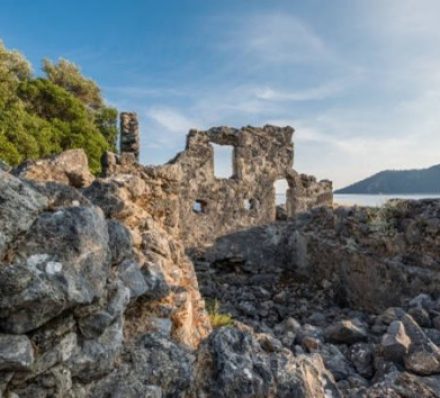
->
[0, 171, 48, 259]
[194, 326, 341, 397]
[116, 260, 149, 299]
[350, 342, 374, 379]
[409, 293, 433, 310]
[13, 149, 94, 188]
[0, 334, 34, 371]
[408, 306, 432, 328]
[76, 281, 129, 340]
[324, 319, 368, 344]
[0, 206, 109, 333]
[401, 314, 440, 375]
[357, 371, 440, 398]
[28, 180, 92, 209]
[90, 332, 194, 397]
[69, 318, 124, 383]
[108, 220, 134, 265]
[141, 262, 170, 301]
[316, 344, 356, 381]
[381, 320, 411, 362]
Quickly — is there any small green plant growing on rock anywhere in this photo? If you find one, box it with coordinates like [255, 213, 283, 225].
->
[207, 299, 233, 328]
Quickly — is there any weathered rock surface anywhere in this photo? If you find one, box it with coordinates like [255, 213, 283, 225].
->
[13, 149, 94, 188]
[0, 140, 439, 397]
[0, 334, 34, 371]
[193, 196, 440, 396]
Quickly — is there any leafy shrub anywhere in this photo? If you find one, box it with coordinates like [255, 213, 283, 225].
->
[0, 40, 118, 174]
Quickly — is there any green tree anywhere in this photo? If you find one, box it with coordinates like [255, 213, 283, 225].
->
[42, 58, 103, 109]
[43, 58, 118, 150]
[0, 41, 118, 174]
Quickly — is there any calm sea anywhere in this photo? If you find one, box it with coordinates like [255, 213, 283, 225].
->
[276, 193, 440, 207]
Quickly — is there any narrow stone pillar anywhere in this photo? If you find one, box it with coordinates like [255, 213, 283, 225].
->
[119, 112, 140, 161]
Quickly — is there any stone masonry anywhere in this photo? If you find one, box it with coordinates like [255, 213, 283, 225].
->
[109, 118, 333, 247]
[120, 112, 140, 161]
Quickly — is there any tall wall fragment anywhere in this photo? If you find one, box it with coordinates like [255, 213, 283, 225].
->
[119, 112, 140, 161]
[105, 124, 333, 247]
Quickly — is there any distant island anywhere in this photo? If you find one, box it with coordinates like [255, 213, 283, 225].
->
[335, 164, 440, 194]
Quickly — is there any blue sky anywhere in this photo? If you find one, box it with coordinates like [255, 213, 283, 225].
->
[1, 0, 439, 188]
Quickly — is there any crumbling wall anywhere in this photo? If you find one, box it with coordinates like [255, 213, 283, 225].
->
[112, 120, 333, 247]
[120, 112, 140, 161]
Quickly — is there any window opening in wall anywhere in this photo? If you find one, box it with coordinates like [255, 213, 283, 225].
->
[193, 200, 207, 214]
[243, 198, 257, 211]
[274, 179, 288, 206]
[212, 143, 234, 178]
[274, 179, 288, 220]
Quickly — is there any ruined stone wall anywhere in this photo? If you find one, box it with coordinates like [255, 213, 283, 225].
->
[289, 173, 333, 214]
[107, 121, 333, 247]
[165, 125, 332, 247]
[120, 112, 140, 161]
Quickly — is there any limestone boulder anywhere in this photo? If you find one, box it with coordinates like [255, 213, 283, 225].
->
[13, 149, 94, 188]
[0, 206, 110, 333]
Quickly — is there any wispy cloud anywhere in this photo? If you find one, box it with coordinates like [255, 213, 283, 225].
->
[104, 5, 439, 188]
[146, 106, 200, 134]
[254, 80, 347, 102]
[231, 13, 333, 65]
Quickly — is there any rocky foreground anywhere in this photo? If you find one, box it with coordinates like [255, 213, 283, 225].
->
[0, 150, 440, 397]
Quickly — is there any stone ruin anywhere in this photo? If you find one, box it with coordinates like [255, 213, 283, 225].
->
[112, 113, 333, 247]
[119, 112, 140, 161]
[3, 114, 440, 397]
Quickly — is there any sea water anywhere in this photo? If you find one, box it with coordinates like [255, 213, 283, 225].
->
[275, 193, 440, 207]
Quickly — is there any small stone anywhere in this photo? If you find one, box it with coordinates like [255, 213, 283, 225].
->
[284, 317, 301, 332]
[302, 336, 321, 352]
[381, 320, 411, 362]
[324, 319, 368, 344]
[408, 306, 431, 328]
[401, 314, 440, 375]
[409, 294, 433, 310]
[350, 343, 374, 379]
[0, 334, 34, 371]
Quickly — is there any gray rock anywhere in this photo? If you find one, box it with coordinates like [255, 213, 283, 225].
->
[0, 171, 48, 259]
[0, 206, 109, 333]
[141, 262, 170, 301]
[401, 314, 440, 375]
[350, 342, 374, 379]
[116, 260, 148, 299]
[318, 344, 356, 381]
[77, 281, 130, 339]
[324, 319, 368, 344]
[425, 328, 440, 346]
[91, 333, 193, 397]
[69, 317, 124, 383]
[28, 181, 92, 209]
[381, 320, 411, 362]
[0, 334, 34, 371]
[108, 220, 134, 265]
[408, 306, 431, 328]
[409, 293, 433, 310]
[196, 327, 341, 397]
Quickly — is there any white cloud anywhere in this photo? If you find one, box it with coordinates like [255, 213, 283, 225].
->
[254, 80, 346, 102]
[238, 13, 332, 65]
[146, 106, 199, 134]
